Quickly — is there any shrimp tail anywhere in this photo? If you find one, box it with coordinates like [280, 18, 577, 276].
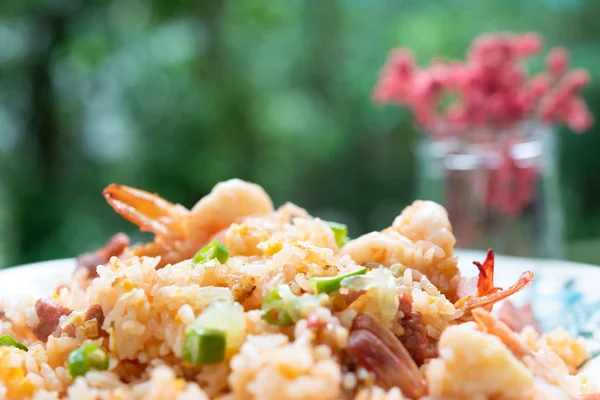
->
[464, 271, 534, 311]
[103, 184, 188, 238]
[454, 250, 534, 313]
[473, 249, 497, 296]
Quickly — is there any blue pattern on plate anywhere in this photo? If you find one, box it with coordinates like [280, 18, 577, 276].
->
[530, 271, 600, 355]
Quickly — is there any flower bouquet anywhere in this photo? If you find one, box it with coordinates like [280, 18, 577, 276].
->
[374, 33, 593, 257]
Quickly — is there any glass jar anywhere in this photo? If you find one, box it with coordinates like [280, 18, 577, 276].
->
[415, 122, 563, 258]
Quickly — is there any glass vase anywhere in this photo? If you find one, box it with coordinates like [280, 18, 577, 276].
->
[415, 121, 563, 258]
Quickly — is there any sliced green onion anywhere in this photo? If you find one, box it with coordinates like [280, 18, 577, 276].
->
[182, 328, 226, 365]
[192, 240, 230, 266]
[308, 267, 368, 294]
[0, 335, 28, 352]
[340, 267, 400, 327]
[68, 343, 109, 378]
[261, 287, 294, 326]
[324, 221, 349, 248]
[190, 301, 246, 352]
[261, 285, 329, 326]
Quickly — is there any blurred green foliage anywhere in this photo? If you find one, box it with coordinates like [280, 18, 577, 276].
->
[0, 0, 599, 267]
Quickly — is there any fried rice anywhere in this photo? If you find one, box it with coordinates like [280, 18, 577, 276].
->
[0, 179, 596, 399]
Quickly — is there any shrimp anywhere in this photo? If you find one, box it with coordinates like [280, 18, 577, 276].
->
[342, 200, 460, 300]
[473, 308, 533, 359]
[426, 321, 535, 400]
[103, 179, 274, 268]
[454, 250, 534, 316]
[498, 301, 541, 334]
[390, 200, 456, 257]
[473, 309, 580, 397]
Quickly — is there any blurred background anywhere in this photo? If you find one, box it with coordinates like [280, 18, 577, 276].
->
[0, 0, 599, 268]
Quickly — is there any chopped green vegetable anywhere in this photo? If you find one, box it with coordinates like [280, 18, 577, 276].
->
[308, 267, 367, 294]
[261, 285, 328, 326]
[192, 240, 230, 266]
[68, 343, 109, 378]
[324, 221, 349, 248]
[341, 267, 399, 327]
[0, 335, 28, 351]
[261, 287, 294, 326]
[190, 301, 246, 352]
[182, 328, 226, 365]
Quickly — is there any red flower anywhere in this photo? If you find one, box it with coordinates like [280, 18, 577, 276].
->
[546, 47, 569, 77]
[565, 98, 594, 133]
[372, 31, 592, 134]
[512, 32, 543, 57]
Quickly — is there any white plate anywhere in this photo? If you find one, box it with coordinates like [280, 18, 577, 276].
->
[1, 250, 600, 375]
[0, 258, 73, 301]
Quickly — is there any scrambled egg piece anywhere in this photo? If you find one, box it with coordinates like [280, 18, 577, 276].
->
[0, 348, 34, 399]
[520, 326, 589, 373]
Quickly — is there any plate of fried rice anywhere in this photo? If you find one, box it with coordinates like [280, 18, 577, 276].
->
[1, 179, 599, 399]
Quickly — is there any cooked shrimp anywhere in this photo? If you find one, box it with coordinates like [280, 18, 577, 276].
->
[390, 200, 456, 257]
[104, 179, 274, 268]
[426, 321, 534, 400]
[473, 309, 579, 397]
[429, 311, 581, 399]
[342, 201, 460, 300]
[498, 301, 541, 334]
[454, 250, 534, 315]
[473, 308, 533, 358]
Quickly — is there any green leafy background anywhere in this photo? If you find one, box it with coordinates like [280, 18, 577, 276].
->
[1, 0, 599, 267]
